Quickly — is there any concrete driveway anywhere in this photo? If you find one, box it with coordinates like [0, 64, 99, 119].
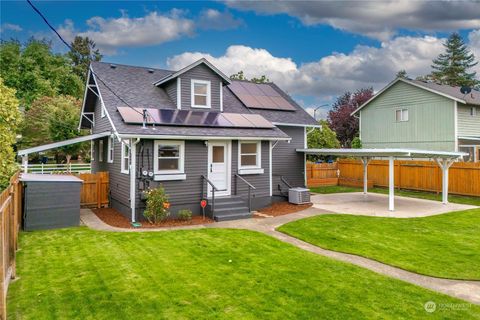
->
[311, 192, 477, 218]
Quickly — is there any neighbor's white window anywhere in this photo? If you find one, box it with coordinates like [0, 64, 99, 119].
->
[395, 109, 409, 122]
[121, 140, 130, 174]
[98, 140, 104, 162]
[238, 141, 263, 174]
[107, 136, 114, 163]
[154, 140, 185, 174]
[191, 79, 211, 108]
[470, 107, 477, 116]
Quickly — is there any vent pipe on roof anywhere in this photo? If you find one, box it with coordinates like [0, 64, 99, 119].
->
[148, 69, 154, 73]
[142, 109, 147, 129]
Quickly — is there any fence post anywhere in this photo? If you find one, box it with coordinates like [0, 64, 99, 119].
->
[0, 202, 6, 319]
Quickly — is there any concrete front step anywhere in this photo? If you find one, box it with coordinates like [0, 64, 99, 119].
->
[214, 211, 252, 222]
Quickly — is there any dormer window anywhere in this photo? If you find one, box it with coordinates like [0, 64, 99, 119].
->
[191, 79, 211, 108]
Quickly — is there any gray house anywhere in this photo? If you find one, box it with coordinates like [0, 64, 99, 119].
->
[79, 59, 318, 222]
[352, 78, 480, 162]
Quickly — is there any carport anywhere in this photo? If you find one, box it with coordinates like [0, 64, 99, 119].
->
[296, 148, 466, 211]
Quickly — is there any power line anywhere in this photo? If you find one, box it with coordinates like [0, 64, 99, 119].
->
[26, 0, 144, 117]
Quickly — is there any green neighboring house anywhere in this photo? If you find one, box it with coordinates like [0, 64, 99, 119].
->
[352, 78, 480, 162]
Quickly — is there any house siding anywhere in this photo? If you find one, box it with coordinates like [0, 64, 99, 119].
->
[178, 64, 222, 111]
[361, 81, 456, 151]
[458, 104, 480, 137]
[92, 96, 112, 134]
[164, 79, 178, 108]
[92, 137, 131, 216]
[131, 139, 272, 220]
[232, 140, 271, 208]
[272, 126, 305, 196]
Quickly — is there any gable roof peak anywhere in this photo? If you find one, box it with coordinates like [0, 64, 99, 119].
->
[153, 58, 231, 87]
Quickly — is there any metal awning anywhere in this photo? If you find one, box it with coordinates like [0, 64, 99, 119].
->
[297, 148, 467, 212]
[296, 148, 467, 159]
[18, 132, 111, 156]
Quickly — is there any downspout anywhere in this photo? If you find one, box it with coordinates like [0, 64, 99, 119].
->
[269, 140, 281, 197]
[130, 138, 140, 222]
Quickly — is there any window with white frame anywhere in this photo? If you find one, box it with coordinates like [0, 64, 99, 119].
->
[154, 140, 185, 174]
[238, 141, 263, 174]
[470, 107, 477, 116]
[395, 109, 409, 122]
[191, 79, 211, 108]
[107, 136, 114, 163]
[99, 140, 104, 162]
[121, 140, 130, 174]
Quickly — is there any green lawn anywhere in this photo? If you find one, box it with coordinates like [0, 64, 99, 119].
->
[310, 186, 480, 206]
[8, 228, 480, 319]
[279, 209, 480, 280]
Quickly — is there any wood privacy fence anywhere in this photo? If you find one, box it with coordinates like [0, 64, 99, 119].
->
[307, 159, 480, 197]
[78, 172, 109, 208]
[0, 173, 21, 319]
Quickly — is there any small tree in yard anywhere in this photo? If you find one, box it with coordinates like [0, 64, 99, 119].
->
[307, 120, 340, 162]
[0, 78, 22, 190]
[143, 186, 170, 224]
[328, 88, 373, 147]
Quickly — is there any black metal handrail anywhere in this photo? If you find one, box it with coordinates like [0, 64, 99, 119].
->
[201, 175, 220, 217]
[280, 176, 293, 188]
[234, 174, 256, 213]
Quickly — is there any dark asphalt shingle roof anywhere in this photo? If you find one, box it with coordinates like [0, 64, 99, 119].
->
[89, 61, 317, 138]
[408, 79, 480, 106]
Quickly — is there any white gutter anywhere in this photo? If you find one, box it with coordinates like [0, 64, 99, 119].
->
[118, 134, 291, 141]
[273, 122, 321, 128]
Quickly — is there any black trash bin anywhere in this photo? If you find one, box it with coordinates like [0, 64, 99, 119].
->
[21, 173, 83, 231]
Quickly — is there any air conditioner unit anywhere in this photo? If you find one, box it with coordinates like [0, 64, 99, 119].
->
[288, 187, 310, 204]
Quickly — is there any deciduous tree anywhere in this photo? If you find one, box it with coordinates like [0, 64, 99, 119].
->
[68, 36, 102, 82]
[0, 78, 22, 190]
[327, 88, 373, 148]
[307, 120, 340, 162]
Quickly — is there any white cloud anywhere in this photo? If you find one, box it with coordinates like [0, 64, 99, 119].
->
[469, 29, 480, 73]
[225, 0, 480, 41]
[167, 30, 480, 101]
[0, 23, 22, 32]
[58, 10, 195, 54]
[198, 9, 244, 30]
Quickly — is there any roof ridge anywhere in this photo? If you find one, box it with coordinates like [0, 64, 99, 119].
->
[92, 61, 173, 73]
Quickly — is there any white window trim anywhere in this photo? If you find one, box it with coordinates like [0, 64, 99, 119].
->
[121, 140, 130, 174]
[238, 141, 264, 175]
[107, 136, 114, 163]
[191, 79, 211, 109]
[91, 140, 95, 161]
[154, 140, 185, 175]
[395, 108, 409, 122]
[98, 140, 104, 162]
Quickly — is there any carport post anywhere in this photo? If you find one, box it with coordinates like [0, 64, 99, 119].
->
[388, 156, 394, 211]
[435, 158, 455, 205]
[361, 157, 371, 194]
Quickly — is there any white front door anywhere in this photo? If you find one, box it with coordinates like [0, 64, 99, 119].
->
[208, 141, 230, 197]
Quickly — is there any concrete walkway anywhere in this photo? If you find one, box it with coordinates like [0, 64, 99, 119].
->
[80, 208, 480, 305]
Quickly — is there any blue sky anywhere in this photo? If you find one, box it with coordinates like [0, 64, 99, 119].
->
[1, 1, 479, 118]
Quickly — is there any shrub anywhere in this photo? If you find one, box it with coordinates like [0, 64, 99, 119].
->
[143, 186, 170, 224]
[177, 209, 192, 221]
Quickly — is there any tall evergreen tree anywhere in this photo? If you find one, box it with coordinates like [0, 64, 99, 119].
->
[431, 33, 479, 87]
[67, 36, 102, 82]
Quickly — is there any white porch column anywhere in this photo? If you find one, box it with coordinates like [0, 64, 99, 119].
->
[388, 156, 395, 211]
[435, 158, 455, 205]
[361, 157, 371, 194]
[22, 155, 29, 173]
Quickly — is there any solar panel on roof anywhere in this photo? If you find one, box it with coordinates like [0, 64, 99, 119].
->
[228, 81, 296, 111]
[117, 107, 275, 129]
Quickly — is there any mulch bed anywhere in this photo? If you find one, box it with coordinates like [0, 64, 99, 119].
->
[92, 208, 213, 229]
[255, 201, 313, 218]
